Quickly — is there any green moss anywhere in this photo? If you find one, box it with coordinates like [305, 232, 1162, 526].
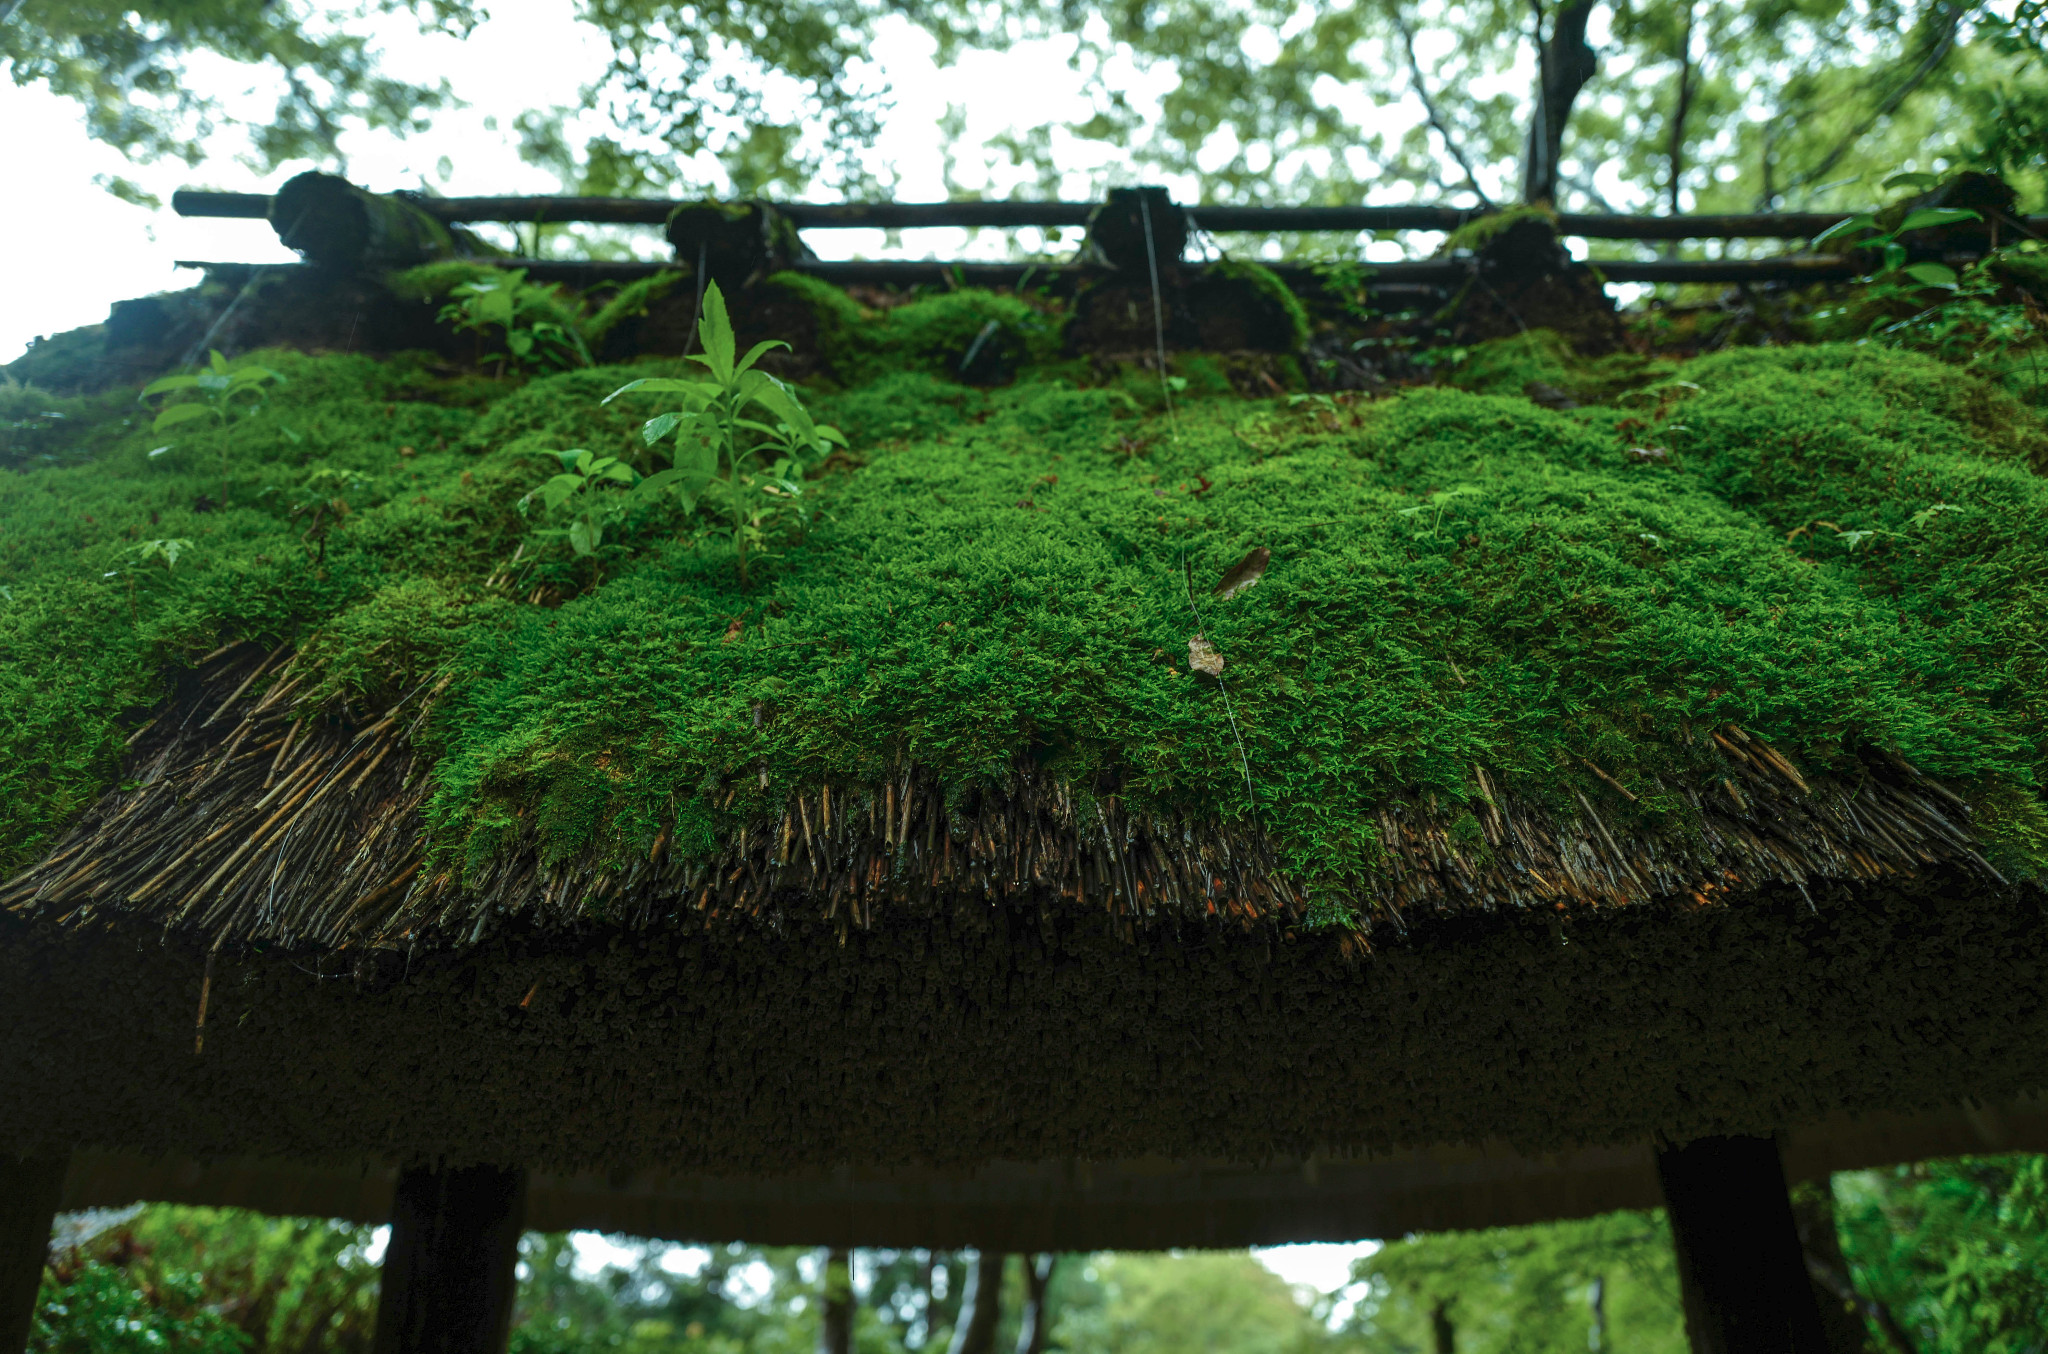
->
[1450, 330, 1677, 403]
[764, 274, 1064, 384]
[6, 321, 2048, 913]
[1206, 259, 1312, 352]
[1442, 203, 1559, 255]
[1973, 781, 2048, 884]
[385, 260, 505, 304]
[581, 271, 691, 350]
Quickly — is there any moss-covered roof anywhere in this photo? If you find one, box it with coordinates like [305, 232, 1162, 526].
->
[3, 285, 2047, 953]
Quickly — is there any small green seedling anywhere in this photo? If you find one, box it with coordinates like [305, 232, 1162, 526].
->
[140, 349, 282, 433]
[132, 538, 193, 570]
[520, 449, 637, 557]
[140, 350, 283, 501]
[1398, 485, 1485, 536]
[603, 281, 845, 586]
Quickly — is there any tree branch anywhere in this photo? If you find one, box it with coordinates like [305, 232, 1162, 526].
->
[1391, 2, 1494, 209]
[1781, 0, 1963, 200]
[1667, 2, 1696, 219]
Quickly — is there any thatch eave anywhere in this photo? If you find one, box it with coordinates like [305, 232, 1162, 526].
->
[1, 642, 2013, 955]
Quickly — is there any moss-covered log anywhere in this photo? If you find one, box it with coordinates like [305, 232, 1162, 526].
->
[271, 172, 500, 271]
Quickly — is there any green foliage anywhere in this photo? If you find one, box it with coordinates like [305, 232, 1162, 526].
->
[2, 0, 482, 177]
[1837, 1155, 2048, 1352]
[600, 282, 845, 584]
[32, 1259, 249, 1354]
[1812, 206, 1987, 289]
[1052, 1252, 1333, 1354]
[438, 270, 593, 375]
[34, 1206, 379, 1353]
[1347, 1211, 1683, 1353]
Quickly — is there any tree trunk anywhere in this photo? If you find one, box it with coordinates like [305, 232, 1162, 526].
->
[818, 1249, 854, 1354]
[1790, 1182, 1915, 1354]
[1, 1149, 66, 1354]
[1430, 1297, 1456, 1354]
[372, 1164, 527, 1354]
[1655, 1135, 1830, 1354]
[1014, 1254, 1057, 1354]
[945, 1251, 1007, 1354]
[1522, 0, 1601, 204]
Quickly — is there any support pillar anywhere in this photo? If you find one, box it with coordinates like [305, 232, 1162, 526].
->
[372, 1164, 527, 1354]
[1655, 1135, 1830, 1354]
[1, 1149, 67, 1354]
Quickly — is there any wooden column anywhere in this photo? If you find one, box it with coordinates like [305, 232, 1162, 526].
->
[372, 1164, 527, 1354]
[1655, 1135, 1830, 1354]
[1, 1150, 67, 1354]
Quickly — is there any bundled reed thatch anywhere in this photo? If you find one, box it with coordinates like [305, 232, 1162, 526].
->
[1, 641, 2006, 957]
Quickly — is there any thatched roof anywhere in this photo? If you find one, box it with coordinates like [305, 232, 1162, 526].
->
[5, 269, 2048, 1241]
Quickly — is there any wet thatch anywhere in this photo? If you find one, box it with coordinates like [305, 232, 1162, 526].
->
[2, 641, 2009, 956]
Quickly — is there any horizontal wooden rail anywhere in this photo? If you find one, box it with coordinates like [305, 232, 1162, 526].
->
[173, 189, 2027, 241]
[176, 254, 1865, 288]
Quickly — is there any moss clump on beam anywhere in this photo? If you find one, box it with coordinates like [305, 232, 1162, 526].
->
[765, 273, 1064, 384]
[2, 286, 2046, 917]
[1204, 259, 1313, 353]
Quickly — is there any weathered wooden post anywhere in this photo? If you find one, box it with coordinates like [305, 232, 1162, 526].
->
[372, 1163, 527, 1354]
[1655, 1135, 1830, 1354]
[1, 1150, 65, 1354]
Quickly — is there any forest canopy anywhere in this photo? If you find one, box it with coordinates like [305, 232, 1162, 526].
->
[8, 0, 2048, 212]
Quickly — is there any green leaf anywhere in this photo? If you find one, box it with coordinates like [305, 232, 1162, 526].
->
[152, 403, 216, 431]
[1898, 207, 1981, 233]
[734, 338, 790, 375]
[1883, 171, 1941, 191]
[643, 412, 683, 444]
[699, 281, 737, 383]
[569, 517, 598, 556]
[1812, 213, 1877, 247]
[208, 349, 230, 374]
[540, 474, 583, 510]
[675, 431, 718, 482]
[1883, 242, 1907, 273]
[227, 366, 278, 387]
[140, 375, 202, 397]
[599, 461, 637, 484]
[195, 372, 233, 393]
[1903, 261, 1960, 288]
[604, 378, 704, 403]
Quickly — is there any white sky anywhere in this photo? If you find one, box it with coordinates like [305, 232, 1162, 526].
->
[0, 4, 1450, 365]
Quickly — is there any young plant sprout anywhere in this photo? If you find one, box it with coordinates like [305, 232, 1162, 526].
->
[602, 281, 846, 586]
[139, 349, 283, 504]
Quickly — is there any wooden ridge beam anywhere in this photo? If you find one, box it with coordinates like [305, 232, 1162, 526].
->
[170, 189, 2048, 241]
